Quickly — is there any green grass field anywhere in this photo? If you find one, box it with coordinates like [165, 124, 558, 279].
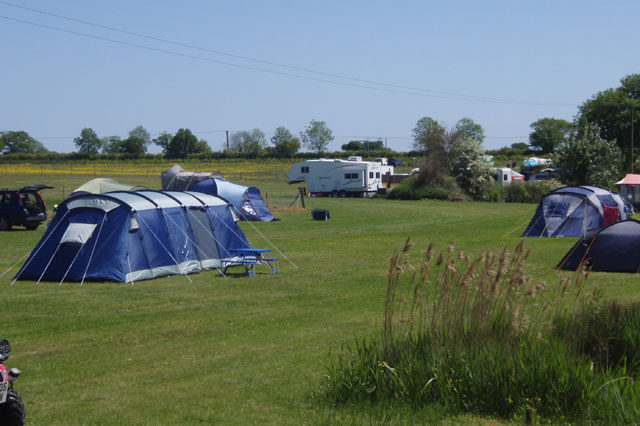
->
[0, 168, 638, 424]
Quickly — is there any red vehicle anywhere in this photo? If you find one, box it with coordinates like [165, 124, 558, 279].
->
[0, 340, 24, 425]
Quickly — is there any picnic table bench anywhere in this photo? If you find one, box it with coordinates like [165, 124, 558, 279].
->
[222, 248, 279, 277]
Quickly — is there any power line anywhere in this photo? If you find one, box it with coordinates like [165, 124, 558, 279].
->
[0, 4, 577, 107]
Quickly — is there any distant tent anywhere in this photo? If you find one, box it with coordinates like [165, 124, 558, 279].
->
[190, 178, 275, 222]
[71, 178, 146, 196]
[14, 190, 250, 283]
[557, 220, 640, 272]
[522, 186, 629, 237]
[161, 165, 224, 191]
[616, 173, 640, 209]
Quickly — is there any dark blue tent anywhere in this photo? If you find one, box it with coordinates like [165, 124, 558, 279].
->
[190, 178, 275, 222]
[14, 190, 250, 283]
[522, 186, 629, 237]
[557, 220, 640, 272]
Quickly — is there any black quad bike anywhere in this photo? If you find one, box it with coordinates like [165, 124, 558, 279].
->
[0, 340, 25, 425]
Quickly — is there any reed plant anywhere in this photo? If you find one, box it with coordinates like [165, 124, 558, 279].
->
[322, 238, 640, 423]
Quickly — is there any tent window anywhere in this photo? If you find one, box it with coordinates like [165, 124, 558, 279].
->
[60, 223, 97, 245]
[546, 201, 570, 217]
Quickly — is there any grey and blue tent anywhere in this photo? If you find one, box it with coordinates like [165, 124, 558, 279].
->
[190, 178, 275, 222]
[14, 190, 250, 283]
[557, 220, 640, 272]
[522, 186, 629, 237]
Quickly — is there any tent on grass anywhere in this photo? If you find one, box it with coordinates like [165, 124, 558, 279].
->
[557, 220, 640, 272]
[616, 173, 640, 209]
[522, 186, 629, 238]
[14, 190, 250, 283]
[161, 165, 224, 191]
[70, 178, 146, 196]
[190, 178, 275, 222]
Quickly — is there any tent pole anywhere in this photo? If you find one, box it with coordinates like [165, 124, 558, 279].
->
[59, 245, 84, 285]
[136, 214, 193, 283]
[127, 254, 135, 286]
[164, 208, 227, 277]
[185, 210, 226, 277]
[80, 212, 108, 286]
[11, 209, 70, 285]
[36, 243, 63, 284]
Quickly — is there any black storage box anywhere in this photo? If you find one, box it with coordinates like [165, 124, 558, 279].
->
[311, 209, 330, 221]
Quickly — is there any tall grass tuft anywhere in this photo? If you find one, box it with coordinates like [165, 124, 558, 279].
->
[321, 239, 640, 423]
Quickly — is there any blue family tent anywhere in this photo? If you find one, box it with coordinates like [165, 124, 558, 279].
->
[190, 178, 276, 222]
[14, 190, 250, 283]
[522, 186, 629, 238]
[557, 220, 640, 272]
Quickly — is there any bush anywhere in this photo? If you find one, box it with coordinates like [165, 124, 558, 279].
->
[387, 176, 455, 200]
[484, 183, 505, 202]
[504, 180, 563, 203]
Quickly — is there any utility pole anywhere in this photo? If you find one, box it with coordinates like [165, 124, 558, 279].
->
[632, 107, 635, 174]
[226, 130, 229, 151]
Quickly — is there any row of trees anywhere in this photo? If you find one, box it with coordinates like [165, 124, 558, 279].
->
[0, 120, 337, 159]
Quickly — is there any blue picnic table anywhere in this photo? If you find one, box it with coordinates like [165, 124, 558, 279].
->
[222, 248, 279, 277]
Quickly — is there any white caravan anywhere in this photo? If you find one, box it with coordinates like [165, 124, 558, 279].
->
[288, 157, 394, 197]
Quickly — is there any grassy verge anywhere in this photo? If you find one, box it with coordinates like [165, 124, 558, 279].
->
[321, 239, 640, 423]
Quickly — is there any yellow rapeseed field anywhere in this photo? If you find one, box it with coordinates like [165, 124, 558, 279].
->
[1, 159, 289, 180]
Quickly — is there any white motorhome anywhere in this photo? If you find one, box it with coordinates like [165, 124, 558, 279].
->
[288, 157, 394, 197]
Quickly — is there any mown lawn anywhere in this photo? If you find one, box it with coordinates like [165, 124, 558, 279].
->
[0, 168, 638, 424]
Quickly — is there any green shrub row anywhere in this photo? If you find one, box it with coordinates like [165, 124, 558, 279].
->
[388, 176, 563, 203]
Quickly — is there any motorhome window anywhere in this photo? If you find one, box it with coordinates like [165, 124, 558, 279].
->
[344, 172, 358, 180]
[376, 172, 380, 178]
[301, 166, 309, 173]
[369, 172, 374, 178]
[503, 174, 508, 181]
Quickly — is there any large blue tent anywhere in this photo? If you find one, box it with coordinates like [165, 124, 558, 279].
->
[14, 190, 250, 283]
[522, 186, 629, 237]
[190, 178, 275, 222]
[557, 220, 640, 272]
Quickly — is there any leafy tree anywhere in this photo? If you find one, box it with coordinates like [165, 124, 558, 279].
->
[510, 142, 530, 152]
[108, 125, 151, 155]
[74, 128, 102, 154]
[230, 129, 267, 156]
[528, 118, 573, 154]
[341, 140, 363, 151]
[453, 117, 485, 144]
[300, 120, 333, 154]
[554, 123, 624, 187]
[194, 138, 212, 155]
[152, 132, 172, 153]
[101, 136, 122, 154]
[341, 140, 385, 151]
[579, 74, 640, 168]
[448, 139, 493, 200]
[0, 130, 47, 154]
[412, 116, 446, 155]
[161, 129, 211, 158]
[270, 126, 300, 158]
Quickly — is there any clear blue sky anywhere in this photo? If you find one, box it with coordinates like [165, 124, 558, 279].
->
[1, 1, 638, 153]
